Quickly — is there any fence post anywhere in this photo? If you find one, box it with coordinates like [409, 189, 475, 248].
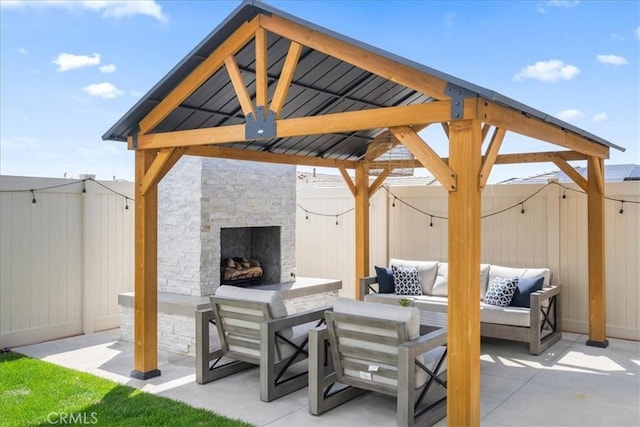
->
[546, 179, 561, 284]
[80, 174, 96, 334]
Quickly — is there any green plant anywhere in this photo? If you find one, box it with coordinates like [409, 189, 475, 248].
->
[398, 298, 412, 307]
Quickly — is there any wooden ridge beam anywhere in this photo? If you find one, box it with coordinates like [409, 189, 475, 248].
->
[271, 41, 303, 118]
[184, 145, 357, 169]
[390, 126, 457, 191]
[551, 155, 588, 192]
[369, 150, 587, 170]
[259, 14, 451, 100]
[224, 55, 256, 118]
[494, 150, 587, 164]
[137, 102, 459, 150]
[479, 100, 609, 158]
[479, 127, 506, 190]
[255, 27, 268, 113]
[338, 165, 356, 197]
[138, 17, 259, 135]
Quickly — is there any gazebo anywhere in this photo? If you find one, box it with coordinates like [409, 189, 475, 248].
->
[103, 1, 624, 424]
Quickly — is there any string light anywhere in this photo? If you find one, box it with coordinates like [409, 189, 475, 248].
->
[335, 215, 339, 226]
[392, 197, 396, 207]
[521, 203, 525, 214]
[125, 197, 129, 210]
[31, 190, 36, 204]
[619, 201, 624, 215]
[562, 189, 566, 199]
[429, 215, 433, 227]
[305, 212, 309, 220]
[82, 181, 86, 194]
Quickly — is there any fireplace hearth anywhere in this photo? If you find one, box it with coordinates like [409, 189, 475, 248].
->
[220, 226, 281, 285]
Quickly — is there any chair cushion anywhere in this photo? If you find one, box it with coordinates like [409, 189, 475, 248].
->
[375, 266, 395, 293]
[390, 259, 438, 294]
[510, 276, 545, 308]
[333, 298, 420, 340]
[392, 265, 423, 296]
[214, 285, 288, 318]
[483, 277, 518, 307]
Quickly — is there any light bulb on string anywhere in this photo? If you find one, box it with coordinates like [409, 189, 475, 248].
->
[392, 197, 396, 208]
[31, 189, 36, 204]
[335, 215, 339, 226]
[619, 201, 624, 215]
[125, 197, 129, 210]
[429, 216, 433, 227]
[520, 203, 525, 214]
[562, 189, 566, 199]
[82, 181, 87, 194]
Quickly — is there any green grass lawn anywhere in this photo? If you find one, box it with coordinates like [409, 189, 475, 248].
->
[0, 351, 253, 427]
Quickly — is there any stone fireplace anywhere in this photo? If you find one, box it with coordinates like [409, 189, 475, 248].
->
[119, 156, 341, 356]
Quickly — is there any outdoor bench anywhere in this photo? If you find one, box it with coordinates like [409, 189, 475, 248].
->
[360, 259, 562, 355]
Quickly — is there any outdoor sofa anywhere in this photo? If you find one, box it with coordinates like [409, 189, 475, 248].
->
[360, 259, 562, 355]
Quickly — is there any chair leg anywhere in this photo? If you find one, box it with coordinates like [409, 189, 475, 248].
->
[308, 327, 365, 415]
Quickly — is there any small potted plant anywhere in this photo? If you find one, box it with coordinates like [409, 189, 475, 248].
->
[398, 298, 412, 307]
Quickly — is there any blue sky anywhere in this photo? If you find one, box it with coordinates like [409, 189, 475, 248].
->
[1, 0, 638, 183]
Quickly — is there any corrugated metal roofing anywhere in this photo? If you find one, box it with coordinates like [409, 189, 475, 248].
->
[502, 163, 640, 184]
[102, 0, 625, 160]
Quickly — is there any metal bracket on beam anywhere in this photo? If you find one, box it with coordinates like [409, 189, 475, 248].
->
[245, 106, 276, 140]
[130, 125, 140, 150]
[445, 83, 476, 120]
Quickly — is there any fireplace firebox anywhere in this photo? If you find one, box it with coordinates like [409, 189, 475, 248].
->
[220, 226, 281, 286]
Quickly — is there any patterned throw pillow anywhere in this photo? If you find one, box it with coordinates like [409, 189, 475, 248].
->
[392, 265, 422, 296]
[484, 277, 519, 307]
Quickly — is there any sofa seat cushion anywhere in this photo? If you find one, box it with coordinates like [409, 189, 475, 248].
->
[390, 259, 439, 294]
[480, 303, 530, 327]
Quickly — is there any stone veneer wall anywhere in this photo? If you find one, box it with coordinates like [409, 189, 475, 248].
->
[157, 156, 296, 297]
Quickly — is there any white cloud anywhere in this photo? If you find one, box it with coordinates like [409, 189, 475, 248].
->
[0, 1, 167, 22]
[16, 47, 28, 55]
[636, 26, 640, 40]
[53, 52, 101, 72]
[83, 82, 124, 99]
[99, 64, 117, 73]
[556, 109, 584, 121]
[514, 59, 580, 82]
[593, 113, 608, 123]
[545, 1, 580, 7]
[596, 54, 629, 66]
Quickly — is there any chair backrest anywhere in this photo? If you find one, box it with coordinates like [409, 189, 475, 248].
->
[325, 298, 421, 395]
[210, 286, 290, 361]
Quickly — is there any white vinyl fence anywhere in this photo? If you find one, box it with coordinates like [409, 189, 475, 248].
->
[1, 175, 638, 347]
[0, 176, 134, 348]
[297, 181, 640, 340]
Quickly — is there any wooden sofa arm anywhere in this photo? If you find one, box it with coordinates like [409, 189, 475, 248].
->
[529, 285, 562, 355]
[359, 276, 379, 300]
[400, 327, 447, 358]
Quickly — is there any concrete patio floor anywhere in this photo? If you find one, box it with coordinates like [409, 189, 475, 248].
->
[15, 329, 640, 426]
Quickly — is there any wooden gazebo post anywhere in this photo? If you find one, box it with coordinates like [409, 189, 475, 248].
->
[587, 156, 608, 348]
[447, 118, 483, 426]
[354, 162, 370, 298]
[131, 148, 161, 379]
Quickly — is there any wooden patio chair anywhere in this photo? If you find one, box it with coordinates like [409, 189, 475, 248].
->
[196, 285, 327, 402]
[309, 298, 447, 426]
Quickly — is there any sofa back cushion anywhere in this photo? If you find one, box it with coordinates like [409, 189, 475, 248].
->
[389, 259, 438, 294]
[489, 265, 551, 288]
[431, 262, 490, 299]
